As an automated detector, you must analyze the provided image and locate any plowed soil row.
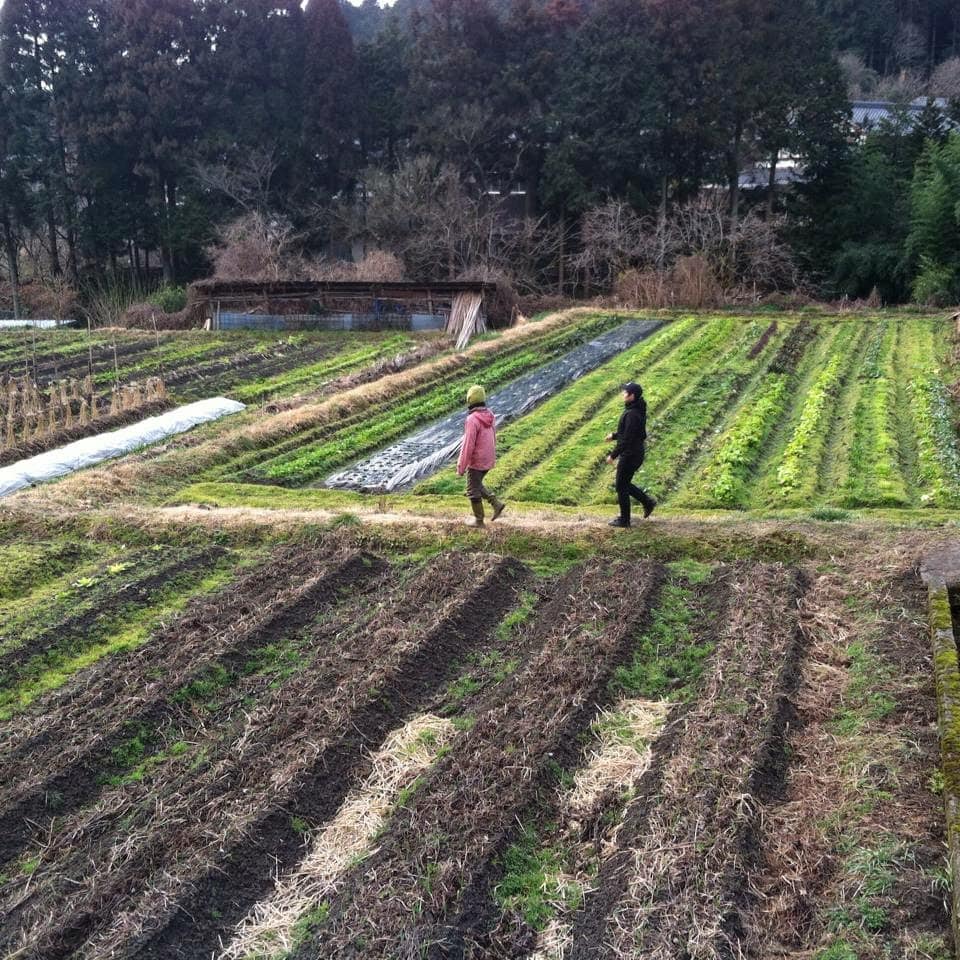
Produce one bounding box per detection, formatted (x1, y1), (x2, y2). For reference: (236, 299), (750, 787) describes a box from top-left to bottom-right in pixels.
(0, 549), (381, 870)
(0, 553), (525, 959)
(133, 556), (527, 960)
(2, 337), (163, 382)
(159, 340), (346, 401)
(568, 564), (807, 960)
(298, 559), (664, 959)
(462, 566), (735, 958)
(0, 544), (333, 762)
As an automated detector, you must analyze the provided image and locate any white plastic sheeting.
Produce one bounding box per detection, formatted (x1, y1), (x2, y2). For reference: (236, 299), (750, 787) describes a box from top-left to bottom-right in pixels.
(0, 397), (245, 498)
(0, 319), (60, 329)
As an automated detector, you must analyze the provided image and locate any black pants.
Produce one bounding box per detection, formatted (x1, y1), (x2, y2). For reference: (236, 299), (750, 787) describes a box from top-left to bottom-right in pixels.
(616, 451), (653, 523)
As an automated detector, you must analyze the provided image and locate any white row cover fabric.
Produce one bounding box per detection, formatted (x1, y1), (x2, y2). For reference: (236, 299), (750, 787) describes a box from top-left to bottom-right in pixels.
(0, 318), (61, 329)
(0, 397), (245, 498)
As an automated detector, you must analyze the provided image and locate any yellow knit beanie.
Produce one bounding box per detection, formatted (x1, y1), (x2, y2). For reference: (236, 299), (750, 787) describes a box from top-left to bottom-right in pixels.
(466, 384), (486, 406)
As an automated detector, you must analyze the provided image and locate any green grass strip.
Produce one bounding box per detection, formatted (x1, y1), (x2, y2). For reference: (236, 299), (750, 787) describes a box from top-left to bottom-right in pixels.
(0, 560), (239, 720)
(611, 560), (713, 700)
(0, 541), (92, 602)
(0, 548), (227, 689)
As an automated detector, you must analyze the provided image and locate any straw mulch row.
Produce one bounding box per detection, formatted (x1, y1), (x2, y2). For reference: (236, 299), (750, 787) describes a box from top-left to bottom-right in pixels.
(0, 551), (384, 863)
(297, 559), (664, 959)
(0, 553), (524, 960)
(567, 563), (807, 960)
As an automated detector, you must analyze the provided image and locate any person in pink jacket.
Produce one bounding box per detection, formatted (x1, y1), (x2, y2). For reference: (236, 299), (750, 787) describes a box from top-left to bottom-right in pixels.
(457, 384), (506, 527)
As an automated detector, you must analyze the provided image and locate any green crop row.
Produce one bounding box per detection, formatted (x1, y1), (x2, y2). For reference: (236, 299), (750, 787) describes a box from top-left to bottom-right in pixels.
(504, 317), (741, 505)
(838, 322), (910, 508)
(415, 315), (704, 497)
(220, 314), (621, 486)
(587, 317), (783, 504)
(901, 320), (960, 507)
(769, 322), (864, 505)
(681, 374), (791, 509)
(228, 335), (411, 404)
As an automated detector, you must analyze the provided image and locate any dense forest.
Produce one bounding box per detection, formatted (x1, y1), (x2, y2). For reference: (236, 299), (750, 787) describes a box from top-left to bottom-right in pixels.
(1, 0), (959, 320)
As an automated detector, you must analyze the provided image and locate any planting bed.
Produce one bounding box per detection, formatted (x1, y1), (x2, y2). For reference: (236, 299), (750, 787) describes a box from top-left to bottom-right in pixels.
(0, 521), (949, 960)
(326, 319), (661, 492)
(411, 314), (960, 513)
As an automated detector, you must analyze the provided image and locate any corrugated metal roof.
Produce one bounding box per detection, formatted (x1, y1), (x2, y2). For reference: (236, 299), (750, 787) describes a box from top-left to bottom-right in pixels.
(851, 97), (951, 130)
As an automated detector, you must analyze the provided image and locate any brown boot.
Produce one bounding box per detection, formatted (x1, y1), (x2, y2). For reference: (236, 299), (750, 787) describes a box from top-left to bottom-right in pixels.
(490, 497), (506, 521)
(465, 499), (485, 527)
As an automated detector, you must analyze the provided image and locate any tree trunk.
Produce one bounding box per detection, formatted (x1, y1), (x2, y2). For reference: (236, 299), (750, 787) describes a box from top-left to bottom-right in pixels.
(66, 227), (80, 289)
(766, 150), (778, 218)
(46, 195), (63, 277)
(727, 120), (743, 282)
(3, 213), (22, 320)
(558, 215), (565, 296)
(160, 177), (176, 285)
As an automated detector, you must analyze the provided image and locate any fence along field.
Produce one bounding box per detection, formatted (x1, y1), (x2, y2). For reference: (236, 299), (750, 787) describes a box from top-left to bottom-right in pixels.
(415, 314), (960, 513)
(0, 532), (946, 958)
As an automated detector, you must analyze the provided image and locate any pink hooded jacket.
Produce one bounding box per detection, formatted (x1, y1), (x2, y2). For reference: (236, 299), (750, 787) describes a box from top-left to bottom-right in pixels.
(457, 407), (497, 474)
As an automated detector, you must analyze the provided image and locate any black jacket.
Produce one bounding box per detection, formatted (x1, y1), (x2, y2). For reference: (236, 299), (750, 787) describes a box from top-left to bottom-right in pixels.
(610, 397), (647, 460)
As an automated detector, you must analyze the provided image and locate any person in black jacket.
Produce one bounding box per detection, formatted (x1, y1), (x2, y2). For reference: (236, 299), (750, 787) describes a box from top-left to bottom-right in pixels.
(605, 381), (656, 527)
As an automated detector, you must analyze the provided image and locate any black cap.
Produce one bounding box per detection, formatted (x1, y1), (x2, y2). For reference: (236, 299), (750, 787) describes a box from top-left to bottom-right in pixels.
(620, 381), (642, 397)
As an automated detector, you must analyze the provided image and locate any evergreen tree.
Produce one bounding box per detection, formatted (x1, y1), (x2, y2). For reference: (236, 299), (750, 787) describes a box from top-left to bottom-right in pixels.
(408, 0), (511, 187)
(542, 0), (661, 213)
(300, 0), (359, 205)
(98, 0), (209, 282)
(908, 132), (960, 303)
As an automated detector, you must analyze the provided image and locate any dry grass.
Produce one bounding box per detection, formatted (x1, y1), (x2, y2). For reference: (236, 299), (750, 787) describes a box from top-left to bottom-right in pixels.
(527, 698), (670, 960)
(567, 698), (670, 820)
(220, 714), (454, 959)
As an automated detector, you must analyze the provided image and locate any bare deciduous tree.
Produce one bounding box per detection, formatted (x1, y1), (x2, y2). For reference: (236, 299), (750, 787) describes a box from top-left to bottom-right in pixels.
(194, 149), (279, 214)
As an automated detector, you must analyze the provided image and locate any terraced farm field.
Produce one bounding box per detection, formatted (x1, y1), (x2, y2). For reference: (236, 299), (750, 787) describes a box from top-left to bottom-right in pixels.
(0, 528), (948, 960)
(0, 308), (956, 959)
(416, 314), (960, 513)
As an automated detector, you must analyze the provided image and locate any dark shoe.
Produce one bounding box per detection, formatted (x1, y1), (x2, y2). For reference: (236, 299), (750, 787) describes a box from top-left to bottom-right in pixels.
(490, 498), (506, 521)
(642, 498), (657, 519)
(608, 517), (631, 528)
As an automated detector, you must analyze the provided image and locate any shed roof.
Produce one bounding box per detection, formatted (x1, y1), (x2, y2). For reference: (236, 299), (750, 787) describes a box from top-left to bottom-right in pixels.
(189, 279), (494, 304)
